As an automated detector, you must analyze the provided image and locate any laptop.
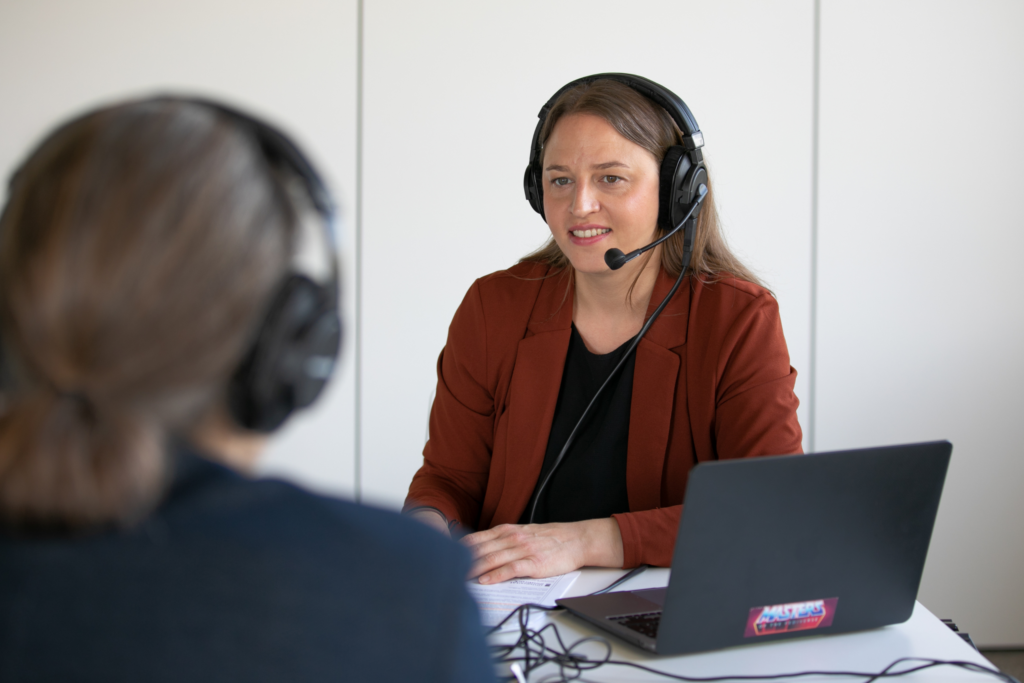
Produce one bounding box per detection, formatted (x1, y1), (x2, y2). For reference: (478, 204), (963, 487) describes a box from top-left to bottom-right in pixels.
(557, 441), (952, 655)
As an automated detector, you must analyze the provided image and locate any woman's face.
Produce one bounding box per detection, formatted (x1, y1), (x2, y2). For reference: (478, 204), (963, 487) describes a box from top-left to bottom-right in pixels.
(541, 113), (661, 275)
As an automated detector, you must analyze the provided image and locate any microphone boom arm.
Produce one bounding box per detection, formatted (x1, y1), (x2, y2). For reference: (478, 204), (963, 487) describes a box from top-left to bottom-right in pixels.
(604, 183), (708, 271)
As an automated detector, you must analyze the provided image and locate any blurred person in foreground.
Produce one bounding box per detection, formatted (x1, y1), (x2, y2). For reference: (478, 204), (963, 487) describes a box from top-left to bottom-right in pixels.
(0, 97), (493, 683)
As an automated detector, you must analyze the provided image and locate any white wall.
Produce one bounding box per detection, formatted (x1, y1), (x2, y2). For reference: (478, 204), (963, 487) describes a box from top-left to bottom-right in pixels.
(0, 0), (359, 497)
(817, 0), (1024, 647)
(2, 0), (1022, 647)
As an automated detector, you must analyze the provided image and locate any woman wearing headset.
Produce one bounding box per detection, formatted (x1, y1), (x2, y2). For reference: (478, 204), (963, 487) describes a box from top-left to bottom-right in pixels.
(405, 75), (802, 584)
(0, 98), (492, 682)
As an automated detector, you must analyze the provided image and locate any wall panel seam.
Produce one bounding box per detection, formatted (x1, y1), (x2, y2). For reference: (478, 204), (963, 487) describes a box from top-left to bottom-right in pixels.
(354, 0), (364, 502)
(809, 0), (821, 453)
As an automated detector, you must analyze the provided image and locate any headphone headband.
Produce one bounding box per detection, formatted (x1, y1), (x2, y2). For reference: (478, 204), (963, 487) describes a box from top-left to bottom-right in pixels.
(181, 96), (344, 432)
(540, 74), (701, 144)
(185, 98), (336, 219)
(527, 73), (704, 169)
(189, 99), (343, 433)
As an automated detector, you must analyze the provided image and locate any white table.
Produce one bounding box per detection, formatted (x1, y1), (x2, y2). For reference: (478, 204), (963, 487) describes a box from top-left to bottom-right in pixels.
(490, 568), (1002, 682)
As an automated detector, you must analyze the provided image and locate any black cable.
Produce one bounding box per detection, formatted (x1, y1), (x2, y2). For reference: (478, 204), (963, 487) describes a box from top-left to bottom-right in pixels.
(486, 603), (561, 636)
(588, 565), (648, 595)
(489, 606), (1017, 683)
(527, 202), (702, 524)
(490, 605), (613, 682)
(487, 566), (650, 653)
(596, 657), (1018, 683)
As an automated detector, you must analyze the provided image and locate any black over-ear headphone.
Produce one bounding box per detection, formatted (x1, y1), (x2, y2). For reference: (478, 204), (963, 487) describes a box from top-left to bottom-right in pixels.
(196, 100), (343, 433)
(522, 73), (708, 234)
(0, 98), (343, 434)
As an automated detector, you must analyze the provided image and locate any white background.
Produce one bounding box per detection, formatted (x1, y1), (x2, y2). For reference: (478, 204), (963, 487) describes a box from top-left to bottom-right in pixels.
(1, 0), (1021, 647)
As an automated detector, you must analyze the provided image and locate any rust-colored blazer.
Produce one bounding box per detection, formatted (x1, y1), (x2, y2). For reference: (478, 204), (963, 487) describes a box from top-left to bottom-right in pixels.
(405, 261), (802, 567)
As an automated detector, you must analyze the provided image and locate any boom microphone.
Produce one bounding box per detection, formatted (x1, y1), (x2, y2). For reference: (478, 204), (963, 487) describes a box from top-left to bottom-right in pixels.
(604, 183), (708, 271)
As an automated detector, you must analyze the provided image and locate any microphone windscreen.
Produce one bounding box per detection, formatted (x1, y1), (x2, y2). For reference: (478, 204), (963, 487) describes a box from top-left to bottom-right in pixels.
(604, 248), (626, 270)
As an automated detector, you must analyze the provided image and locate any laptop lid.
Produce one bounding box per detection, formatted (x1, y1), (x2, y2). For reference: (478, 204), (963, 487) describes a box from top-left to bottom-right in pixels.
(559, 441), (952, 655)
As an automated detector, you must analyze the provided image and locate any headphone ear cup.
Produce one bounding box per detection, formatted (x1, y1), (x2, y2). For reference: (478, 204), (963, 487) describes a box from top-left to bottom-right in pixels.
(659, 146), (708, 231)
(228, 275), (341, 432)
(685, 164), (708, 211)
(658, 146), (690, 231)
(523, 164), (545, 218)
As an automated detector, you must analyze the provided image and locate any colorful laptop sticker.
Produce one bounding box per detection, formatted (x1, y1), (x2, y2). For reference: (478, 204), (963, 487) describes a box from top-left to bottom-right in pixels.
(744, 598), (838, 638)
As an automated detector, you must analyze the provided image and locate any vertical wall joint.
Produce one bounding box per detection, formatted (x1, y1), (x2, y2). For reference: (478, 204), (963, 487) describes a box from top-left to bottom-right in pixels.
(809, 0), (821, 452)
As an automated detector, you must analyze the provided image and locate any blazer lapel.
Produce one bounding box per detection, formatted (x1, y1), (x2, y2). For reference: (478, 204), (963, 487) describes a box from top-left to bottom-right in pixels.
(642, 267), (691, 350)
(627, 339), (680, 511)
(493, 329), (571, 524)
(492, 269), (574, 525)
(626, 268), (690, 510)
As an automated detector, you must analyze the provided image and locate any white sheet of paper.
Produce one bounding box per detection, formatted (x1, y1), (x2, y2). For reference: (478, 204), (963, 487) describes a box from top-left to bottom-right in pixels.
(467, 571), (581, 631)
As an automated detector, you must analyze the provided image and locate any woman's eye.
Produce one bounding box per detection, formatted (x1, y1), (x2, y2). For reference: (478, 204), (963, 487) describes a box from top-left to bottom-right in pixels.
(601, 175), (622, 184)
(551, 177), (571, 187)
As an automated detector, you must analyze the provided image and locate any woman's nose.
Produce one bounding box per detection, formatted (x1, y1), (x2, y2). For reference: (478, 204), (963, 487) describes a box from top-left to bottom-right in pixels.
(571, 180), (599, 217)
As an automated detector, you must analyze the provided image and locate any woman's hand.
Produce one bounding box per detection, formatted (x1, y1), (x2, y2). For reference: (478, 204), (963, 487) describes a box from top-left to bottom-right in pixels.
(462, 518), (624, 584)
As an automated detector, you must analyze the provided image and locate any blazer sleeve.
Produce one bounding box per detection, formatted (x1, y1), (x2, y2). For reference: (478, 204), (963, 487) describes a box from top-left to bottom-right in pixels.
(613, 287), (802, 568)
(404, 281), (495, 529)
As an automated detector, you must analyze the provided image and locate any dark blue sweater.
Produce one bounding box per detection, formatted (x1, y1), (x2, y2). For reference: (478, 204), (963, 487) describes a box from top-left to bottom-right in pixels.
(0, 446), (494, 683)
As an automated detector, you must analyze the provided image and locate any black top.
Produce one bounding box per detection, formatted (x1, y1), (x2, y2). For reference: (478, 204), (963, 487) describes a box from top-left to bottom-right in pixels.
(521, 324), (636, 524)
(0, 444), (494, 683)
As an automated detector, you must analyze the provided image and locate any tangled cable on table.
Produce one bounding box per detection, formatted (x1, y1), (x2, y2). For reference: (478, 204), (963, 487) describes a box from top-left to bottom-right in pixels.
(487, 603), (1020, 683)
(488, 603), (609, 682)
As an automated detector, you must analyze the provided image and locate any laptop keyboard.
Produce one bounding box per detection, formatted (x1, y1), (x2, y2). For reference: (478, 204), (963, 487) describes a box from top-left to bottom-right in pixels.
(608, 611), (662, 639)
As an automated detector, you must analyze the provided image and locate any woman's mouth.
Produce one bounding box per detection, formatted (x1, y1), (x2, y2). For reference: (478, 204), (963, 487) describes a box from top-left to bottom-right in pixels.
(568, 226), (612, 246)
(570, 227), (610, 238)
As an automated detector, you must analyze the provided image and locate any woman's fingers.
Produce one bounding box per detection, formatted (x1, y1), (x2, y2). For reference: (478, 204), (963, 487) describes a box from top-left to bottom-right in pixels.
(464, 527), (531, 580)
(461, 523), (512, 549)
(477, 558), (532, 585)
(463, 522), (585, 583)
(461, 519), (626, 583)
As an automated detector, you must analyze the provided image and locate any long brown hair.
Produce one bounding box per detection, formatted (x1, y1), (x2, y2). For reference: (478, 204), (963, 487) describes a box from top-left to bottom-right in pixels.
(521, 79), (765, 289)
(0, 99), (295, 530)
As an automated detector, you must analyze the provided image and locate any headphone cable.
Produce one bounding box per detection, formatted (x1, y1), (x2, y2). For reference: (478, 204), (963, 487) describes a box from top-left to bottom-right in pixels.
(527, 205), (700, 524)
